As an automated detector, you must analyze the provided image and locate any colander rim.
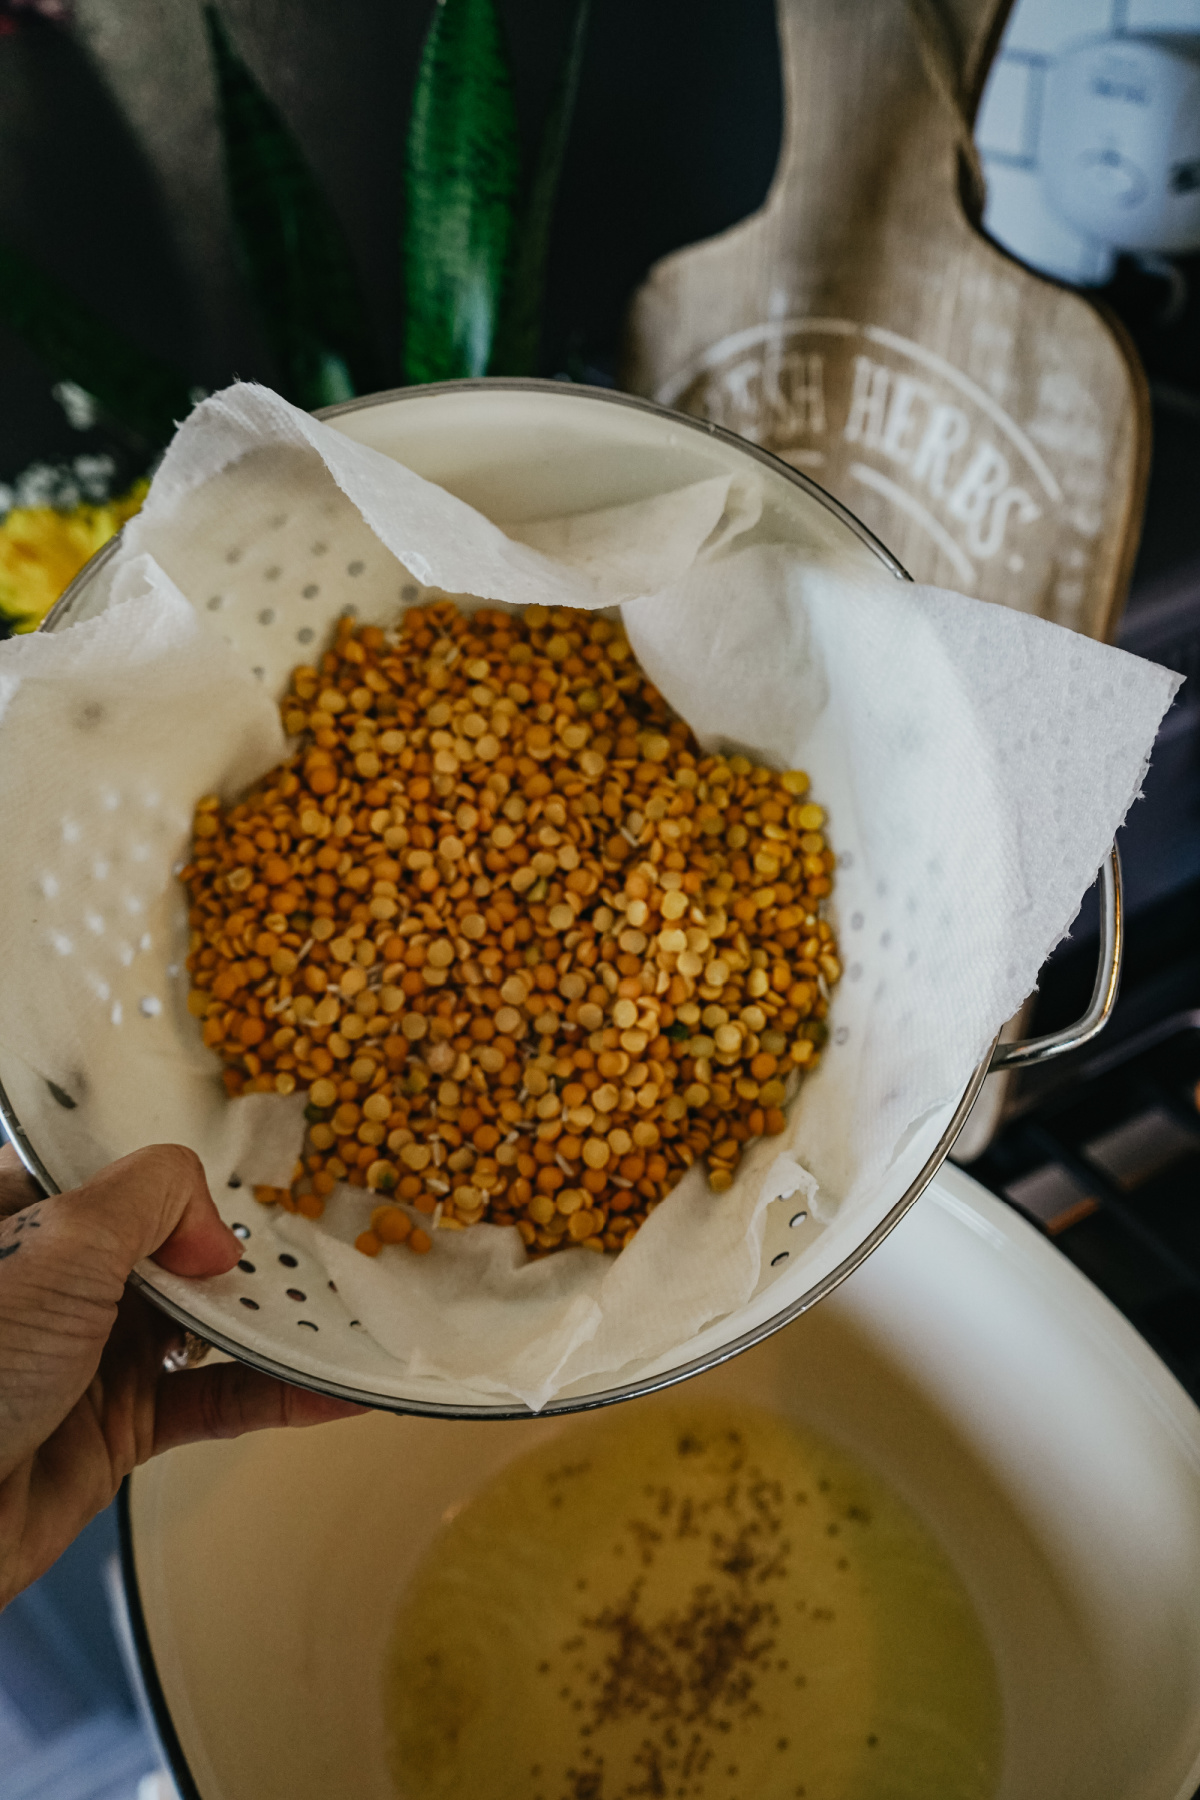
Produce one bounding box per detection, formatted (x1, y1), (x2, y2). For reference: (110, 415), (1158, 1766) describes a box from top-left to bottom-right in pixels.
(0, 375), (994, 1420)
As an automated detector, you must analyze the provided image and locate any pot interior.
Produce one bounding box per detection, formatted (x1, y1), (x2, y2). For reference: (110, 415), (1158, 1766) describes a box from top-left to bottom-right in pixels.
(125, 1166), (1200, 1800)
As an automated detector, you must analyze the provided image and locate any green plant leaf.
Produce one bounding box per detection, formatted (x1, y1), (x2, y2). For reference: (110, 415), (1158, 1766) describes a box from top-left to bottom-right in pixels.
(490, 0), (589, 377)
(205, 5), (377, 410)
(0, 240), (193, 448)
(403, 0), (521, 383)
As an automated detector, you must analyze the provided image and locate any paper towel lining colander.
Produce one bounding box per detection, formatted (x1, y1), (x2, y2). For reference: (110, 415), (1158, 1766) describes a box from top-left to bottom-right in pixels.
(0, 381), (1124, 1419)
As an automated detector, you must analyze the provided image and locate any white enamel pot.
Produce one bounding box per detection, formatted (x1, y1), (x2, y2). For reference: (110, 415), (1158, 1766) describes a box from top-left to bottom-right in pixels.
(119, 1165), (1200, 1800)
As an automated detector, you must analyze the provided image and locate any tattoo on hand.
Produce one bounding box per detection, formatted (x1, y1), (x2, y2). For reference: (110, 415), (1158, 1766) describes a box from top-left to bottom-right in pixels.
(0, 1206), (42, 1260)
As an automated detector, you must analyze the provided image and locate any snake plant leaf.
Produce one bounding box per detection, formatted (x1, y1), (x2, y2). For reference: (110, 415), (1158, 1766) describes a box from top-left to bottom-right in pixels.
(0, 240), (193, 449)
(403, 0), (521, 383)
(205, 6), (377, 410)
(490, 0), (590, 377)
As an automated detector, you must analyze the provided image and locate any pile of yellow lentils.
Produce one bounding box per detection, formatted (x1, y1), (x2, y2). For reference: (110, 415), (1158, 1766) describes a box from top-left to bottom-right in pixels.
(181, 602), (840, 1259)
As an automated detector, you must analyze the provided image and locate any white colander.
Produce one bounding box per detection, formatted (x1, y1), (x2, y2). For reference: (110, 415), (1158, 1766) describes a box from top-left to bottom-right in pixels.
(0, 382), (1121, 1418)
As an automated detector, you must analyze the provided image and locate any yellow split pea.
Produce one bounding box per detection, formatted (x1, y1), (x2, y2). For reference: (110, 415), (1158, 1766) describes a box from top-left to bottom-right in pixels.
(182, 602), (840, 1259)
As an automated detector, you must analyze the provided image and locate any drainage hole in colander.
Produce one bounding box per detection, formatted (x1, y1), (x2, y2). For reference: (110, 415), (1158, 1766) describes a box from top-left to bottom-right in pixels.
(239, 1296), (259, 1310)
(227, 1174), (242, 1188)
(771, 1251), (789, 1267)
(296, 628), (314, 645)
(302, 583), (318, 598)
(789, 1210), (808, 1228)
(278, 1253), (298, 1267)
(298, 1320), (318, 1331)
(258, 608), (275, 625)
(206, 595), (223, 611)
(402, 583), (419, 601)
(231, 1223), (249, 1238)
(347, 560), (364, 576)
(311, 541), (327, 556)
(237, 1260), (255, 1274)
(328, 1280), (337, 1292)
(350, 1319), (364, 1330)
(286, 1288), (306, 1302)
(264, 565), (281, 581)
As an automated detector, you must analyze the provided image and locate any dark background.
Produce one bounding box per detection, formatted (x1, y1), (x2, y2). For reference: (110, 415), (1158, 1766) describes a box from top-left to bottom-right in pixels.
(4, 1), (1200, 593)
(0, 0), (784, 476)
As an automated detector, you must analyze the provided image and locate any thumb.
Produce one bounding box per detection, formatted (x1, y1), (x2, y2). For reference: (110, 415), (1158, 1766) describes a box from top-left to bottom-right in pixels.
(55, 1145), (241, 1281)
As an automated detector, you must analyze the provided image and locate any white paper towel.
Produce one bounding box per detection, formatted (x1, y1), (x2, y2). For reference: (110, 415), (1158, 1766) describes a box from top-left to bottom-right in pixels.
(0, 382), (1179, 1408)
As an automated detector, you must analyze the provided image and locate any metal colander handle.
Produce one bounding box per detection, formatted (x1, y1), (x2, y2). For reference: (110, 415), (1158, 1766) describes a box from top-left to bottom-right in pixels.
(989, 846), (1123, 1072)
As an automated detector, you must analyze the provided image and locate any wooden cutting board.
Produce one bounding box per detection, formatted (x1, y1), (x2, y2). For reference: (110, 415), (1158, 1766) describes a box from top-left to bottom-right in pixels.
(624, 0), (1150, 640)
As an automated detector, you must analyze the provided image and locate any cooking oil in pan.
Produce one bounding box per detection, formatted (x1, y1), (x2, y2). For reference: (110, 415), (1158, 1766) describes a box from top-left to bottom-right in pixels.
(385, 1400), (1001, 1800)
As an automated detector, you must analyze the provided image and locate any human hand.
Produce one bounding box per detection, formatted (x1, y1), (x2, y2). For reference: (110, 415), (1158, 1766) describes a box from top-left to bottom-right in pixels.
(0, 1141), (365, 1609)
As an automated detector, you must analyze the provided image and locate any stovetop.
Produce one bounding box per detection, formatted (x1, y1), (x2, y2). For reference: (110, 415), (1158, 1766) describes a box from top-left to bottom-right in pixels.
(966, 1010), (1200, 1401)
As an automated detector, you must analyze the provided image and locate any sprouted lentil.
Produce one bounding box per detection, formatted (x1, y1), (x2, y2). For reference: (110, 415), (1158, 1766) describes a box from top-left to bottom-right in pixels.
(181, 602), (841, 1258)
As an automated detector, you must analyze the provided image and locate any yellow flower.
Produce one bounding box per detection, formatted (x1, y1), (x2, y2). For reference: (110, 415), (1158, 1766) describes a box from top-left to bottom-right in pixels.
(0, 479), (148, 634)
